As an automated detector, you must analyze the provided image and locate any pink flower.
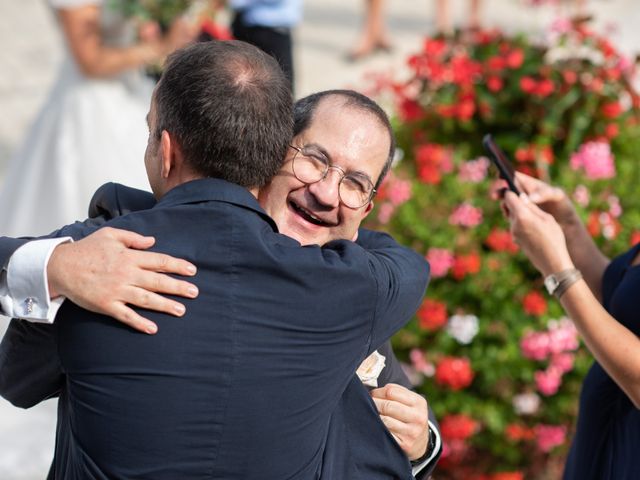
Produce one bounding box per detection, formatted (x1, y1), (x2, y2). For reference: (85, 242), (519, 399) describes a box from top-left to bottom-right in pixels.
(534, 424), (567, 452)
(535, 367), (562, 396)
(377, 203), (395, 224)
(426, 248), (455, 278)
(449, 202), (483, 227)
(570, 141), (616, 180)
(521, 331), (551, 361)
(386, 176), (413, 206)
(547, 318), (579, 353)
(410, 348), (435, 377)
(608, 195), (622, 218)
(458, 157), (490, 183)
(550, 353), (575, 374)
(572, 185), (590, 207)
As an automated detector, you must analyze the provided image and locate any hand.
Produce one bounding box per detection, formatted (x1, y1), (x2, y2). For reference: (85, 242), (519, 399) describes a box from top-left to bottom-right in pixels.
(48, 227), (199, 334)
(503, 191), (574, 277)
(162, 17), (200, 55)
(514, 172), (578, 227)
(371, 383), (430, 461)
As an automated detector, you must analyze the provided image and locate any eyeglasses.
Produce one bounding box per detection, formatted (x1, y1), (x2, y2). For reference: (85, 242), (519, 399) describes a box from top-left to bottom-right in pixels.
(289, 145), (376, 209)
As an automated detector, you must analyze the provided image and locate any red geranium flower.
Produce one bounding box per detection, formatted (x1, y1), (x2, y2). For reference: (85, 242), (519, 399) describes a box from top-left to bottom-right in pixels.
(505, 423), (535, 442)
(417, 299), (448, 330)
(506, 48), (524, 69)
(435, 357), (475, 390)
(487, 76), (504, 93)
(519, 76), (536, 94)
(630, 231), (640, 246)
(486, 228), (519, 253)
(440, 413), (479, 440)
(601, 101), (623, 119)
(451, 252), (482, 280)
(523, 291), (547, 316)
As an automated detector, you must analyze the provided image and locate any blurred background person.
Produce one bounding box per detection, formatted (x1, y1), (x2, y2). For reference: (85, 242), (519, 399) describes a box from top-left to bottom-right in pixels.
(435, 0), (482, 35)
(0, 0), (197, 237)
(347, 0), (392, 61)
(229, 0), (303, 89)
(504, 172), (640, 480)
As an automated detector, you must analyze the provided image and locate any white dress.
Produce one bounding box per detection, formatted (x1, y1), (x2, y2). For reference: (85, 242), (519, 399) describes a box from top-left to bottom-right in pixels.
(0, 0), (154, 237)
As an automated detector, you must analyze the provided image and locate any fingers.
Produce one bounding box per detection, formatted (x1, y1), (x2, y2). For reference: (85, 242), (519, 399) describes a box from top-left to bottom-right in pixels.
(371, 395), (425, 424)
(135, 251), (197, 277)
(109, 303), (159, 335)
(371, 383), (421, 406)
(127, 286), (188, 317)
(103, 227), (156, 250)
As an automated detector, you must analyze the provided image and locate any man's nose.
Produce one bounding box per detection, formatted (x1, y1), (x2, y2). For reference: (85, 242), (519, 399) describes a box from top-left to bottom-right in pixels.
(307, 167), (342, 208)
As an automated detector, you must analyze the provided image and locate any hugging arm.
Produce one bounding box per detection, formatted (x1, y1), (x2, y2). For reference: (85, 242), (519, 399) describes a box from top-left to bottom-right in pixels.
(0, 319), (62, 408)
(355, 229), (430, 354)
(0, 184), (198, 333)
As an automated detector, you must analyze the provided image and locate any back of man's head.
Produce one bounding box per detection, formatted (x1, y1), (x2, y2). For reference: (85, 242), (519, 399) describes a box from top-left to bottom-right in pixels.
(154, 41), (293, 188)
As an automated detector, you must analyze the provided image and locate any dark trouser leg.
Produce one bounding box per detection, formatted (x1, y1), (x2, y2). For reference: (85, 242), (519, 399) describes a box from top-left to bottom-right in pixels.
(232, 13), (294, 92)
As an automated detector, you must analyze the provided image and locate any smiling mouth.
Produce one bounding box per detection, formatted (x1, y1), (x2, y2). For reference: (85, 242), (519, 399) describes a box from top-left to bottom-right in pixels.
(289, 201), (334, 227)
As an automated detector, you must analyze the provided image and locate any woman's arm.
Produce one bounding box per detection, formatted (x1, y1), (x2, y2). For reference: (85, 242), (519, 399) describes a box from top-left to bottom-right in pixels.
(504, 191), (640, 408)
(515, 172), (610, 301)
(57, 5), (196, 78)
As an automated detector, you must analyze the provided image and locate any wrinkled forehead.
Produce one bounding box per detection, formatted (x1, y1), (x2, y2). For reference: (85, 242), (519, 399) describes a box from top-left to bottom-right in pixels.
(295, 101), (390, 176)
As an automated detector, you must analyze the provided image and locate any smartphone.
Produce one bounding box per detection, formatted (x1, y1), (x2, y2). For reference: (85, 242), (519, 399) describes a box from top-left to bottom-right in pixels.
(482, 134), (520, 195)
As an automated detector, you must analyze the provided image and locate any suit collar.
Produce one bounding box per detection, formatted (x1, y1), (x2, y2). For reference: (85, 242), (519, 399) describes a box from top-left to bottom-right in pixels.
(156, 178), (278, 231)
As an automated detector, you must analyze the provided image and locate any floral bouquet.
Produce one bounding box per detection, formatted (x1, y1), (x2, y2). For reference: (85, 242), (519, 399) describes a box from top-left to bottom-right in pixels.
(108, 0), (196, 27)
(365, 18), (640, 479)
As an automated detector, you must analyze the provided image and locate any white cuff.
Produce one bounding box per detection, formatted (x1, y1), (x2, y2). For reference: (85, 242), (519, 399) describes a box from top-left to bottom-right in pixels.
(0, 237), (72, 323)
(411, 420), (441, 477)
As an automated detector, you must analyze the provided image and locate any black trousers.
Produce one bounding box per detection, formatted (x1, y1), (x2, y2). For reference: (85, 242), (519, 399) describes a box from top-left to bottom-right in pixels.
(231, 11), (294, 91)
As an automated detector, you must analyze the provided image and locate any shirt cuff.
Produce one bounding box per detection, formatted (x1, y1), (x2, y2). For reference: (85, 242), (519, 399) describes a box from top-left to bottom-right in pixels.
(0, 237), (72, 322)
(411, 420), (442, 477)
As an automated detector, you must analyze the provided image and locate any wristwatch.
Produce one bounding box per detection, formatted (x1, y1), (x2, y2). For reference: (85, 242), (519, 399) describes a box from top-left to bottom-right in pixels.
(410, 427), (436, 467)
(544, 268), (582, 299)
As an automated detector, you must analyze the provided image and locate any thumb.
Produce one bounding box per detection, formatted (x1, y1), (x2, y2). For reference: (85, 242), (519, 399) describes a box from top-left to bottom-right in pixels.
(503, 191), (528, 219)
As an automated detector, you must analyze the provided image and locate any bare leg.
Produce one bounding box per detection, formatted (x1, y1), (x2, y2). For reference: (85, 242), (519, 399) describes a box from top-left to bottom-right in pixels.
(435, 0), (451, 35)
(348, 0), (392, 60)
(468, 0), (481, 30)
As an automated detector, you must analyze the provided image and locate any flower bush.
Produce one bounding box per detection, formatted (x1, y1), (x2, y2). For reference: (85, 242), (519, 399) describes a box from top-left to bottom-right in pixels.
(365, 19), (640, 478)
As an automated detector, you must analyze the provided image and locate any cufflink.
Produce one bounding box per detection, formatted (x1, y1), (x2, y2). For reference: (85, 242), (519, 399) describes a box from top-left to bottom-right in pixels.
(24, 297), (35, 315)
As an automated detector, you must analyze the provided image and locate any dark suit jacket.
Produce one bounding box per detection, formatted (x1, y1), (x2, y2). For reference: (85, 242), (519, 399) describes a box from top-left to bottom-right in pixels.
(88, 182), (442, 479)
(0, 179), (429, 479)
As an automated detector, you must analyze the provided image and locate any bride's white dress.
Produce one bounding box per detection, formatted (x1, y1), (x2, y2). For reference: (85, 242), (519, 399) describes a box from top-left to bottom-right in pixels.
(0, 0), (153, 237)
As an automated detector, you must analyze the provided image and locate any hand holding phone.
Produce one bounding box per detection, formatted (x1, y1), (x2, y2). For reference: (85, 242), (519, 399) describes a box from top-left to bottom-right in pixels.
(482, 134), (520, 195)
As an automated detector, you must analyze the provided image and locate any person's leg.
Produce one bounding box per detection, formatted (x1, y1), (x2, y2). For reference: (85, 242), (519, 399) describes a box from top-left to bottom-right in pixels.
(435, 0), (451, 35)
(347, 0), (391, 61)
(231, 12), (294, 90)
(468, 0), (481, 30)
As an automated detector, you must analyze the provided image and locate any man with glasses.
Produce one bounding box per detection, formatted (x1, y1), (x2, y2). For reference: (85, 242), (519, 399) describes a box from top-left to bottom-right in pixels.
(1, 90), (440, 478)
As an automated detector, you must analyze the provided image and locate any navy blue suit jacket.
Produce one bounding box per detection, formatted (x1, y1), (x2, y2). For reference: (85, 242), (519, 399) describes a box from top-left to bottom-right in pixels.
(0, 179), (429, 479)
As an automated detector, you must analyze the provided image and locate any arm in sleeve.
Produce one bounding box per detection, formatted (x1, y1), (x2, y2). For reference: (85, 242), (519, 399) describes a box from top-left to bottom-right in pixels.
(0, 238), (72, 321)
(0, 182), (148, 320)
(356, 229), (430, 354)
(0, 318), (63, 408)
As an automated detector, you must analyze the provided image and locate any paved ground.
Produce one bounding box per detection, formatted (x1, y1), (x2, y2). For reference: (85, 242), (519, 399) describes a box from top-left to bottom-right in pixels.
(0, 0), (638, 478)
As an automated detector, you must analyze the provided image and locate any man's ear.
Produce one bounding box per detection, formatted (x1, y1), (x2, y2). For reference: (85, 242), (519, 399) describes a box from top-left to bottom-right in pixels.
(362, 200), (375, 217)
(160, 130), (177, 178)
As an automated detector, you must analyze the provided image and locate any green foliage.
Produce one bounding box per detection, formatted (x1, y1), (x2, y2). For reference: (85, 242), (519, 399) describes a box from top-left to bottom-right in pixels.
(367, 22), (640, 479)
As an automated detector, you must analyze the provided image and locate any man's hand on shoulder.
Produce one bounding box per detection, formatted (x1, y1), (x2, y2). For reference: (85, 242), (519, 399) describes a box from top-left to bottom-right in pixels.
(370, 383), (430, 461)
(48, 227), (199, 334)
